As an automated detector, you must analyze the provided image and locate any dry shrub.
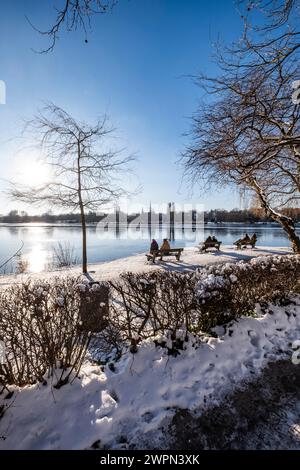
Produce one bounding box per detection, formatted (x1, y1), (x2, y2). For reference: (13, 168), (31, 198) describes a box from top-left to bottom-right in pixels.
(15, 253), (29, 274)
(108, 255), (300, 350)
(108, 271), (198, 352)
(195, 254), (300, 330)
(0, 277), (108, 388)
(78, 281), (109, 332)
(51, 242), (78, 268)
(1, 254), (300, 389)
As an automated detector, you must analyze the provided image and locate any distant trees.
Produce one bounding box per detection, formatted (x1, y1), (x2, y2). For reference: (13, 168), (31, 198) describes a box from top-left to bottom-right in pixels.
(182, 0), (300, 252)
(8, 210), (19, 220)
(10, 103), (134, 273)
(0, 211), (108, 224)
(0, 210), (28, 223)
(4, 207), (300, 224)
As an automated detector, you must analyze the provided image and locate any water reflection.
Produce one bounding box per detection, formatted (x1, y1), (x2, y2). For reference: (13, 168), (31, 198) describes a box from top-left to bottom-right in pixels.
(25, 244), (49, 273)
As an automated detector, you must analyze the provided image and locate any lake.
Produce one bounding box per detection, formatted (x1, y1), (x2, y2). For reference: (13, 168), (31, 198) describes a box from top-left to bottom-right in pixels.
(0, 222), (296, 274)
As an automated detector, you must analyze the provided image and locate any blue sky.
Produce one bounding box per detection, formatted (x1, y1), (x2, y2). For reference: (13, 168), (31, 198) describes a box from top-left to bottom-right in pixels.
(0, 0), (244, 214)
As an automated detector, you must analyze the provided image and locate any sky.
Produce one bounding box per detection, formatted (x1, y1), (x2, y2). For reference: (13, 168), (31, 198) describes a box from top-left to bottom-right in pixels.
(0, 0), (245, 215)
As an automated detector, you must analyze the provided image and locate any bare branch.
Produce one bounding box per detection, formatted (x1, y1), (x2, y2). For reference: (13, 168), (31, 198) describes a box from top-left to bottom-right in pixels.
(28, 0), (118, 53)
(0, 241), (24, 271)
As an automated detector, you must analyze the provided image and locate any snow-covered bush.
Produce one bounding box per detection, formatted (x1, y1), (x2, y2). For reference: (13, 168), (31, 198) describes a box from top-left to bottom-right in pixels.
(76, 280), (109, 333)
(109, 271), (197, 352)
(194, 254), (300, 330)
(1, 254), (300, 387)
(0, 277), (108, 388)
(108, 255), (300, 351)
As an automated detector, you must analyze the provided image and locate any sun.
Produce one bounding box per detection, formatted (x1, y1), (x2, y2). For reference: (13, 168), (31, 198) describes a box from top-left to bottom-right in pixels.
(15, 158), (51, 187)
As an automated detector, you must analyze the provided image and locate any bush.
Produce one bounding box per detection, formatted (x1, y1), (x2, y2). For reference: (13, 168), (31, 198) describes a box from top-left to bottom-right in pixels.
(1, 254), (300, 389)
(108, 254), (300, 350)
(195, 254), (300, 330)
(0, 277), (108, 388)
(108, 271), (198, 352)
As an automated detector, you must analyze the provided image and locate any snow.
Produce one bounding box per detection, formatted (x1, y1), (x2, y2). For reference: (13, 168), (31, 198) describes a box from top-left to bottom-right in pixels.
(76, 283), (88, 292)
(0, 245), (292, 286)
(1, 296), (300, 450)
(1, 244), (299, 449)
(196, 273), (229, 301)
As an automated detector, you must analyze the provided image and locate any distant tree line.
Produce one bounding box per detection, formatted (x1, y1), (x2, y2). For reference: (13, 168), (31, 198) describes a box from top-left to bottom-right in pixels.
(205, 208), (300, 223)
(0, 210), (106, 224)
(2, 207), (300, 224)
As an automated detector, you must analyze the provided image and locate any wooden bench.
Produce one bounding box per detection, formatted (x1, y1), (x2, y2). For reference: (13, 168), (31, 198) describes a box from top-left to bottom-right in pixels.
(146, 248), (184, 263)
(234, 235), (257, 250)
(199, 240), (222, 253)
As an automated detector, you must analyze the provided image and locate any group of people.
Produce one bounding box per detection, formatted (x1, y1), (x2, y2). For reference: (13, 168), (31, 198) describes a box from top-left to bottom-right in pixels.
(150, 238), (170, 253)
(234, 233), (257, 245)
(204, 233), (257, 246)
(150, 232), (257, 254)
(204, 235), (219, 243)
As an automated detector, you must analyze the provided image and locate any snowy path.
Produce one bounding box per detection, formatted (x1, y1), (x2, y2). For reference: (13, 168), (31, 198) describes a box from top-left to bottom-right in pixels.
(171, 359), (300, 450)
(0, 245), (292, 286)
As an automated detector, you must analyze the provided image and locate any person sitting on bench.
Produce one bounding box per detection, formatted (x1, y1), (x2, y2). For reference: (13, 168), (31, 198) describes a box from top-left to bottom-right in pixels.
(234, 233), (257, 249)
(251, 233), (257, 246)
(234, 233), (250, 246)
(200, 235), (222, 252)
(160, 238), (171, 252)
(150, 239), (159, 253)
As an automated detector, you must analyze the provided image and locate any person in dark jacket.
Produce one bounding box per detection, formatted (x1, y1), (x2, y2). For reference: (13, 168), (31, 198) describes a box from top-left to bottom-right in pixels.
(150, 239), (159, 253)
(160, 238), (171, 252)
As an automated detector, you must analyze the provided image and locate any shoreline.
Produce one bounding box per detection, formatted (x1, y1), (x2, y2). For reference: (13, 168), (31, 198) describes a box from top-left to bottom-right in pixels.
(0, 245), (292, 286)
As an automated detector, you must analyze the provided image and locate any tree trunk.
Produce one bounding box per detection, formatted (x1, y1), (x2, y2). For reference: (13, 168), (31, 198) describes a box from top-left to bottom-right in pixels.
(279, 216), (300, 253)
(80, 206), (88, 273)
(251, 179), (300, 253)
(77, 142), (88, 273)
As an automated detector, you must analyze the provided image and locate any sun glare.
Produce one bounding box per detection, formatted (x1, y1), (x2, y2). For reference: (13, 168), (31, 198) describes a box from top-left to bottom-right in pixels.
(15, 159), (50, 187)
(25, 243), (48, 273)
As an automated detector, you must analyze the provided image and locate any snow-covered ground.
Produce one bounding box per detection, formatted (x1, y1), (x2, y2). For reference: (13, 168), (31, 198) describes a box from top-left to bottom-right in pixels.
(0, 245), (292, 286)
(1, 297), (299, 450)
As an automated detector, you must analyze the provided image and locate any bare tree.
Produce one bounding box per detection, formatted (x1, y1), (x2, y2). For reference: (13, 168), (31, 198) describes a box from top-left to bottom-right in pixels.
(183, 58), (300, 251)
(10, 104), (135, 273)
(229, 1), (300, 75)
(243, 0), (296, 28)
(182, 0), (300, 252)
(28, 0), (118, 53)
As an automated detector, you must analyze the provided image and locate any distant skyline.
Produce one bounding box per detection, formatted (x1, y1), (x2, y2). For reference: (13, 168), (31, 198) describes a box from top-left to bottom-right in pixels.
(0, 0), (245, 214)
